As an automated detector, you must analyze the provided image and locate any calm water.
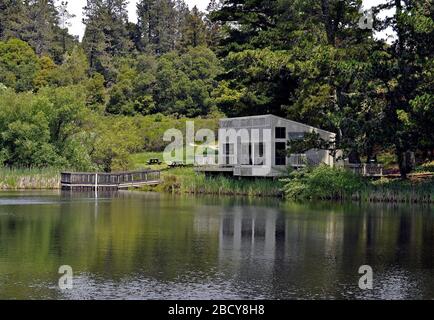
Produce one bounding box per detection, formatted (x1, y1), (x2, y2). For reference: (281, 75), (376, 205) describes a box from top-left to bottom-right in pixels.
(0, 191), (433, 300)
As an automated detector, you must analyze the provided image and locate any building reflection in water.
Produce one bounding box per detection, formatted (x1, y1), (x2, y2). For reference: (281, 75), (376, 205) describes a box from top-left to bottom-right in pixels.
(203, 202), (434, 299)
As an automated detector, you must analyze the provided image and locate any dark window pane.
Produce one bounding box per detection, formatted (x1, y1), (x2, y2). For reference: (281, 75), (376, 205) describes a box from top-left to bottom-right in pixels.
(275, 142), (287, 165)
(224, 143), (234, 155)
(275, 127), (286, 139)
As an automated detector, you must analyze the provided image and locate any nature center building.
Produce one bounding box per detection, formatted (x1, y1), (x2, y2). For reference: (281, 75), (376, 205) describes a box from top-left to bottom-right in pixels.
(196, 114), (341, 178)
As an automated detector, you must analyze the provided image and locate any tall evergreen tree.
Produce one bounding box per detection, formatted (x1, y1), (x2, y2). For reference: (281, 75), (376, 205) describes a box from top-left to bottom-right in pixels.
(205, 0), (223, 50)
(136, 0), (177, 55)
(180, 5), (207, 48)
(371, 0), (434, 177)
(0, 0), (30, 40)
(82, 0), (132, 81)
(57, 1), (76, 54)
(24, 0), (59, 56)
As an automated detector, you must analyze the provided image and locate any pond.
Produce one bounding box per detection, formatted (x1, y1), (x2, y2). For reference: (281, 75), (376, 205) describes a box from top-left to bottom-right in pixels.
(0, 191), (433, 300)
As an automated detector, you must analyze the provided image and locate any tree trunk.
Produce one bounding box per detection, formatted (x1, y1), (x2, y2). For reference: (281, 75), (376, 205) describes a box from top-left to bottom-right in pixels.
(321, 0), (335, 46)
(397, 149), (415, 179)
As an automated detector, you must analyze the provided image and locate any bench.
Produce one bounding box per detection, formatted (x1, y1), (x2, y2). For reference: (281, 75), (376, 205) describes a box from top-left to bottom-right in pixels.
(169, 161), (186, 168)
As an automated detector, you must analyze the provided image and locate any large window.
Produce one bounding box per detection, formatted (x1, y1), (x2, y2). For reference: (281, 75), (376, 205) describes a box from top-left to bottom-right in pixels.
(275, 127), (286, 139)
(240, 143), (252, 165)
(257, 142), (264, 157)
(224, 143), (233, 155)
(275, 142), (287, 166)
(254, 142), (265, 165)
(288, 132), (305, 141)
(223, 143), (234, 165)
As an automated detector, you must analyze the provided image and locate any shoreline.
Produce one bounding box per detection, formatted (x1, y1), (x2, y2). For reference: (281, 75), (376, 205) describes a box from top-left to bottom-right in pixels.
(0, 167), (433, 204)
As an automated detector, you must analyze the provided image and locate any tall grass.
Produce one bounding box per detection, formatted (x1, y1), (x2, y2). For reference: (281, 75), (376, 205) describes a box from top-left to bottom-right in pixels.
(0, 167), (60, 190)
(135, 152), (434, 203)
(141, 167), (284, 197)
(362, 178), (434, 204)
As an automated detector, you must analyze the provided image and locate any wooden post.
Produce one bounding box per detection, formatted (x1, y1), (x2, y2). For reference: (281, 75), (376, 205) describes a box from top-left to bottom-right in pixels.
(95, 173), (98, 198)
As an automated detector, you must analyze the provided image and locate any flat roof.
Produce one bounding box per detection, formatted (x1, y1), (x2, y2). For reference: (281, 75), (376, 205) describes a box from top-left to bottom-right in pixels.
(220, 114), (336, 136)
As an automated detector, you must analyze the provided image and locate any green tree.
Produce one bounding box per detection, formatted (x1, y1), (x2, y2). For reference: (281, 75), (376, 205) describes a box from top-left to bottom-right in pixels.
(82, 0), (132, 80)
(180, 6), (207, 48)
(155, 46), (222, 117)
(57, 1), (76, 55)
(136, 0), (177, 55)
(0, 0), (30, 41)
(0, 38), (40, 92)
(371, 0), (434, 177)
(48, 46), (90, 87)
(24, 0), (59, 56)
(85, 73), (107, 109)
(106, 54), (157, 115)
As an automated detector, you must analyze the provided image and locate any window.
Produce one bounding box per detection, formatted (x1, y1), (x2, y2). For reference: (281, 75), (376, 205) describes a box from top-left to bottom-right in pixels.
(275, 142), (287, 166)
(257, 142), (264, 157)
(275, 127), (286, 139)
(254, 142), (265, 165)
(240, 143), (252, 165)
(288, 132), (305, 141)
(223, 143), (234, 155)
(223, 143), (234, 165)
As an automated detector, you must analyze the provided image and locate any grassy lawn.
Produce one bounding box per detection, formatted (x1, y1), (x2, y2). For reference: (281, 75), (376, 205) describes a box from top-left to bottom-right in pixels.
(131, 152), (169, 171)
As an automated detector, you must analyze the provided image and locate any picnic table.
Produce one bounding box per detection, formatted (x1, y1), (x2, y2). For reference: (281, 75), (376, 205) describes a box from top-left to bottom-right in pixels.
(147, 158), (162, 165)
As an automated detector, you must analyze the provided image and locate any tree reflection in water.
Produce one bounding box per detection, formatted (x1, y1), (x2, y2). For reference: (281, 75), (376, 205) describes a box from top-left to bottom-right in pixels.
(0, 191), (433, 300)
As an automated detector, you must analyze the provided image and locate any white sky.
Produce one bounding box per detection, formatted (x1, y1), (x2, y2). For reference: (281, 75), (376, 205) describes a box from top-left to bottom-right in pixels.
(65, 0), (392, 40)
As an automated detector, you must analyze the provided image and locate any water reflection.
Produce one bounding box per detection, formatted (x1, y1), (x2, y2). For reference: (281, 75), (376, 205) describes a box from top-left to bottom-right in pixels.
(0, 191), (433, 300)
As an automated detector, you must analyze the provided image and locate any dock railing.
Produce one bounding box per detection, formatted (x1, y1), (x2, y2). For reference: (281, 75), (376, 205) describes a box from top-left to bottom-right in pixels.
(344, 164), (384, 177)
(61, 170), (161, 191)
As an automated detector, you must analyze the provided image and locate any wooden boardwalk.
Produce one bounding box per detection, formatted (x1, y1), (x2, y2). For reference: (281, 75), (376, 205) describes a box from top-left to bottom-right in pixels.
(61, 170), (161, 191)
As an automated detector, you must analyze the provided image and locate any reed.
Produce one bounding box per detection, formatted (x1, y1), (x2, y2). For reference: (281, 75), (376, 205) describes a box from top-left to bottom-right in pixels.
(361, 178), (434, 204)
(141, 167), (284, 198)
(0, 167), (60, 190)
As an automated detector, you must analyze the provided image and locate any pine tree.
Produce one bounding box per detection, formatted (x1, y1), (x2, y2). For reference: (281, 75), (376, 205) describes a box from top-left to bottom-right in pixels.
(25, 0), (59, 56)
(136, 0), (177, 55)
(57, 1), (76, 54)
(205, 0), (223, 50)
(82, 0), (132, 80)
(180, 6), (207, 48)
(371, 0), (434, 178)
(0, 0), (31, 41)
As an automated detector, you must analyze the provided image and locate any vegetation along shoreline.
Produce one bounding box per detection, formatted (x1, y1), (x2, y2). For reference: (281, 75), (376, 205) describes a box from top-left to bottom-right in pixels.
(2, 164), (432, 204)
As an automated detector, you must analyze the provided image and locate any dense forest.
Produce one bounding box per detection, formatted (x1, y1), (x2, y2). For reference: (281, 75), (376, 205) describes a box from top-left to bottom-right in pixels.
(0, 0), (433, 177)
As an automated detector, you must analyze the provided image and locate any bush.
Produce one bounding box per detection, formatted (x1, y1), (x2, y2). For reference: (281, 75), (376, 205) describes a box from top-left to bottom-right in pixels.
(417, 161), (434, 173)
(282, 165), (366, 200)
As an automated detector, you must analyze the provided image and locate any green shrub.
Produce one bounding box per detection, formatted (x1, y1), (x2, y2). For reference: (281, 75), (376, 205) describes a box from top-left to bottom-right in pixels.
(417, 161), (434, 173)
(282, 165), (366, 200)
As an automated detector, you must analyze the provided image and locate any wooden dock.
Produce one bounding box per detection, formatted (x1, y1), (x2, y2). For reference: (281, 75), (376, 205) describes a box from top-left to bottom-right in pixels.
(61, 170), (161, 191)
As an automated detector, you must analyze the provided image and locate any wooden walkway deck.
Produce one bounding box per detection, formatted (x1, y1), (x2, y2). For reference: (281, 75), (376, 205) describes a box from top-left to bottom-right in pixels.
(61, 170), (161, 191)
